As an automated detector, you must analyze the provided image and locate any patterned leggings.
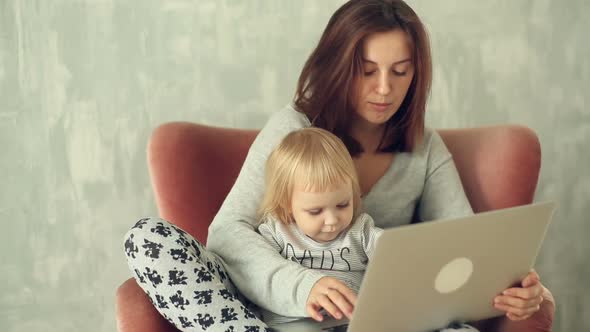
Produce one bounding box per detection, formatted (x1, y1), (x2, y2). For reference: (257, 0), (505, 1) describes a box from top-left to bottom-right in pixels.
(123, 217), (479, 332)
(123, 217), (270, 332)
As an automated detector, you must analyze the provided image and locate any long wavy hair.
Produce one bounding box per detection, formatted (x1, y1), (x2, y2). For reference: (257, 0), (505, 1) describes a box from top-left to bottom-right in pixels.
(293, 0), (432, 156)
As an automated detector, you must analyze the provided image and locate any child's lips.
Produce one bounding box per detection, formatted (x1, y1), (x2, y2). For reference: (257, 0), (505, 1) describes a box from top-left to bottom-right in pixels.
(322, 226), (338, 233)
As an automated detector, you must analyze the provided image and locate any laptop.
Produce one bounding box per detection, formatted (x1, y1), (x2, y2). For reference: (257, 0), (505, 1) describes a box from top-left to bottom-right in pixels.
(270, 201), (556, 332)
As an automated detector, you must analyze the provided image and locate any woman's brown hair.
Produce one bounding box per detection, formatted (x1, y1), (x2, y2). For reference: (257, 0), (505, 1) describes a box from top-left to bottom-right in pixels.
(293, 0), (432, 156)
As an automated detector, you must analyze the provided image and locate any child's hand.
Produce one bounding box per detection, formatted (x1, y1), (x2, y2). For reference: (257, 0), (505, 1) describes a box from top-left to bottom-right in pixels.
(494, 270), (545, 321)
(306, 276), (357, 322)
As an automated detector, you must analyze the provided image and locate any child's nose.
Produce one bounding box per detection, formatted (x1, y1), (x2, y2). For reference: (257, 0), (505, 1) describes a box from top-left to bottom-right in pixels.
(324, 212), (338, 225)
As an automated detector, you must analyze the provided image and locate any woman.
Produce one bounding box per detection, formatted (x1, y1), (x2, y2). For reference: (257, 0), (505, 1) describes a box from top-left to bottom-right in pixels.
(124, 1), (553, 331)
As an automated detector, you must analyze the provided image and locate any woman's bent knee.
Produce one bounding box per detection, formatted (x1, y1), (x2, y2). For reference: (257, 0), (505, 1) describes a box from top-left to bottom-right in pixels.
(124, 217), (208, 266)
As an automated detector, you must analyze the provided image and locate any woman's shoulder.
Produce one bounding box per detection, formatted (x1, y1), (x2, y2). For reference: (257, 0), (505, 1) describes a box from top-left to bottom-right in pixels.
(408, 127), (447, 157)
(419, 127), (442, 150)
(400, 127), (450, 170)
(251, 104), (312, 156)
(264, 104), (311, 130)
(420, 127), (453, 167)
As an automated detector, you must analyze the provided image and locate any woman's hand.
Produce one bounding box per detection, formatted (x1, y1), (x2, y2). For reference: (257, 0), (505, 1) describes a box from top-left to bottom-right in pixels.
(306, 276), (357, 322)
(494, 270), (545, 321)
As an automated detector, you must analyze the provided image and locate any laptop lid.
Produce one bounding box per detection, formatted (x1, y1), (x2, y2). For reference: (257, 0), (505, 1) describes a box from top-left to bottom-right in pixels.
(347, 201), (556, 332)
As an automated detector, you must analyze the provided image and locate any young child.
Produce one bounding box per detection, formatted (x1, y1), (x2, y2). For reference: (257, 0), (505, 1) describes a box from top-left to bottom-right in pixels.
(257, 127), (383, 326)
(257, 128), (477, 331)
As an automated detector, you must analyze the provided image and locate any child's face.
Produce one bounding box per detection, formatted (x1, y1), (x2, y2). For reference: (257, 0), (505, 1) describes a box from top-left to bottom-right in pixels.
(290, 180), (354, 242)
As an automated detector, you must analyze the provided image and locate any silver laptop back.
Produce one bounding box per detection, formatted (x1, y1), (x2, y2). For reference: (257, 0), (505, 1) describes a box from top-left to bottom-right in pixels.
(347, 202), (555, 332)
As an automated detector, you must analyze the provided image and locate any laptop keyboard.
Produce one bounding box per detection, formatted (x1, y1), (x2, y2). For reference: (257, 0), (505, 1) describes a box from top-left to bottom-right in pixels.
(321, 323), (349, 331)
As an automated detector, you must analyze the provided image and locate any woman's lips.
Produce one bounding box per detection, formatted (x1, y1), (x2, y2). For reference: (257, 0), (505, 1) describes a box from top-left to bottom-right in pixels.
(368, 102), (392, 112)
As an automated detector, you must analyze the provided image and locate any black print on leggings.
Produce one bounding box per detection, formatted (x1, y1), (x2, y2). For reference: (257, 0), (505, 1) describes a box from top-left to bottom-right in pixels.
(124, 234), (138, 258)
(193, 289), (213, 305)
(194, 313), (215, 330)
(245, 326), (261, 332)
(170, 290), (190, 310)
(175, 235), (191, 248)
(144, 267), (163, 287)
(194, 266), (213, 283)
(155, 294), (169, 309)
(218, 289), (235, 302)
(133, 268), (146, 284)
(151, 222), (172, 237)
(169, 247), (193, 264)
(170, 224), (188, 236)
(190, 239), (202, 257)
(215, 262), (228, 281)
(224, 327), (235, 332)
(206, 261), (215, 273)
(168, 268), (188, 286)
(142, 239), (164, 259)
(240, 304), (256, 319)
(220, 307), (238, 323)
(132, 218), (149, 229)
(191, 240), (203, 258)
(178, 316), (194, 328)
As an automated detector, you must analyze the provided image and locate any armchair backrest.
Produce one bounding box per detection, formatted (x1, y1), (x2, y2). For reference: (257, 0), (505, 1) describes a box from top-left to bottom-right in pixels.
(148, 122), (257, 244)
(148, 123), (541, 244)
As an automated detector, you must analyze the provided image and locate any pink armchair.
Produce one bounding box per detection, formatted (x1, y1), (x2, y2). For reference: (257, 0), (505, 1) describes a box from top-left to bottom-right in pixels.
(116, 123), (555, 332)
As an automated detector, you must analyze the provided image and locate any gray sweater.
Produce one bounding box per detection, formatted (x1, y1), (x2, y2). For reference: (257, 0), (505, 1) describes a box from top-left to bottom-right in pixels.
(207, 105), (473, 317)
(258, 213), (383, 324)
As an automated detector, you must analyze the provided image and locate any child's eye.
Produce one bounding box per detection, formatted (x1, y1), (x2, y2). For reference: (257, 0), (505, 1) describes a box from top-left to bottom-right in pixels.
(308, 209), (322, 216)
(337, 202), (350, 209)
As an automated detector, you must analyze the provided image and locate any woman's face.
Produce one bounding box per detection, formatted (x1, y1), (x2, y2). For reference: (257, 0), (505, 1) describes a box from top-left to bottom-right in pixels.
(351, 29), (415, 130)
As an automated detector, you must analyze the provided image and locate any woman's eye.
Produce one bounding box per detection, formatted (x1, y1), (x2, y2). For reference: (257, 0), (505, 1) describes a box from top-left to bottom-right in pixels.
(337, 202), (350, 209)
(308, 209), (322, 216)
(393, 69), (407, 76)
(364, 69), (406, 77)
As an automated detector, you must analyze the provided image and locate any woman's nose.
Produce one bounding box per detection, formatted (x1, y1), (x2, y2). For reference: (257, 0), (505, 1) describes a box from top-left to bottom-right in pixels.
(376, 73), (392, 96)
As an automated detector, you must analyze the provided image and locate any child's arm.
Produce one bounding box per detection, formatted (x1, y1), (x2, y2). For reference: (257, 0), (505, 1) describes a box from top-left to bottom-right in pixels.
(257, 221), (284, 253)
(259, 220), (357, 322)
(359, 214), (384, 260)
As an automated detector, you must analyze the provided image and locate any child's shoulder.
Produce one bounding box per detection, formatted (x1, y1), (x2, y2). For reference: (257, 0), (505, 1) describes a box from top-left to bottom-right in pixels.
(348, 213), (378, 233)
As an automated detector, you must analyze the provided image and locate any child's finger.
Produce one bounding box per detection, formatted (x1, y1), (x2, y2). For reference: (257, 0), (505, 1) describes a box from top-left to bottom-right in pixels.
(329, 280), (358, 307)
(326, 289), (354, 319)
(306, 302), (324, 322)
(317, 295), (343, 320)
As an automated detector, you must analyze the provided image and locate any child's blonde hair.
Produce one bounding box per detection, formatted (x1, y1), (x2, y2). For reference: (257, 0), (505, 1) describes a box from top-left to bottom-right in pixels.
(259, 127), (362, 224)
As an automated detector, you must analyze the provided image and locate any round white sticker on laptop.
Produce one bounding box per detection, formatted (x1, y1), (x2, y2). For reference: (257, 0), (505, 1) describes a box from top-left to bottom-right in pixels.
(434, 257), (473, 294)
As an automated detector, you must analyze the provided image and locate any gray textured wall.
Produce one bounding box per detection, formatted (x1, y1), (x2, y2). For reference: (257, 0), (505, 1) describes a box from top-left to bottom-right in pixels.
(1, 1), (588, 331)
